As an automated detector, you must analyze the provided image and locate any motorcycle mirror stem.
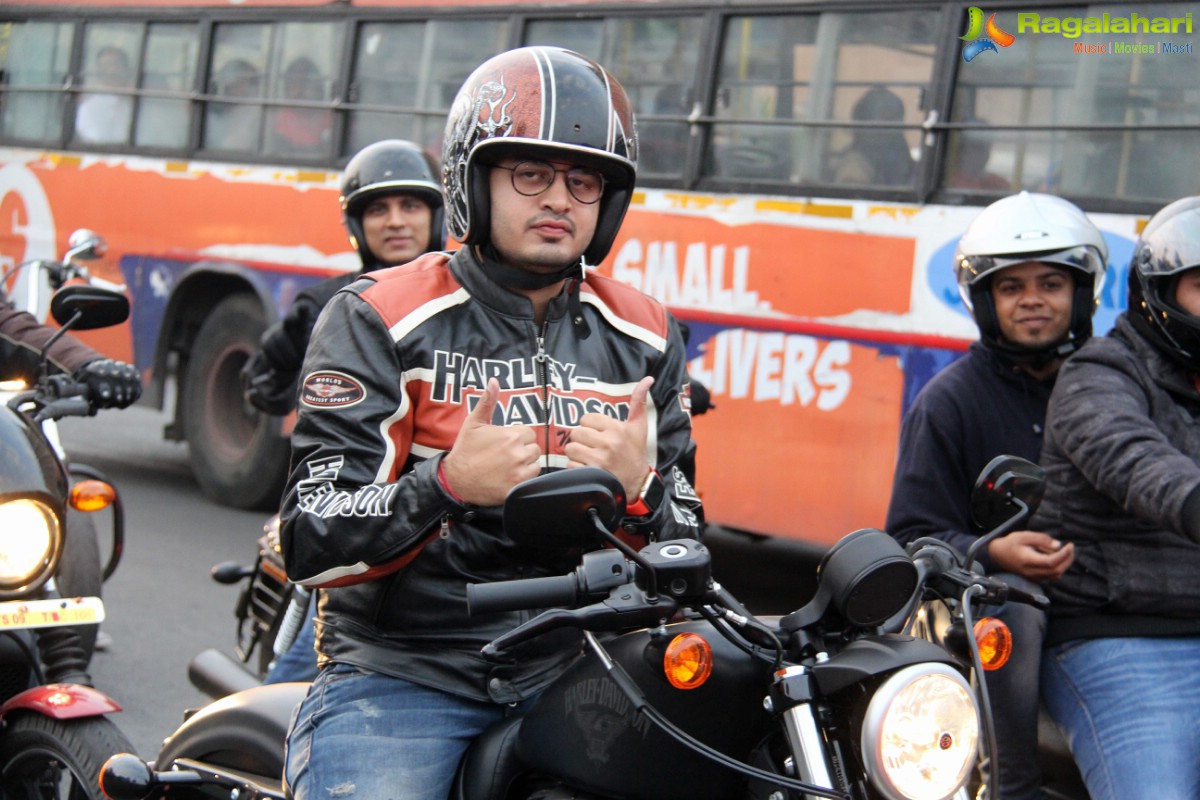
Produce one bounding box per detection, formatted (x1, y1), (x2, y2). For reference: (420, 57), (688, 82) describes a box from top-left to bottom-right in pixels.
(962, 496), (1030, 574)
(588, 508), (659, 602)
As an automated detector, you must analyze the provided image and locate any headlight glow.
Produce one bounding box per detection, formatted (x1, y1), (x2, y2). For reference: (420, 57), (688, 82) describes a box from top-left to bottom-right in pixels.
(0, 498), (62, 594)
(861, 663), (979, 800)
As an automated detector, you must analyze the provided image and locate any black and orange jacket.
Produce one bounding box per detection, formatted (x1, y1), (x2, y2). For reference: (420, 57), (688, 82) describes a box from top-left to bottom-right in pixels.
(279, 246), (701, 703)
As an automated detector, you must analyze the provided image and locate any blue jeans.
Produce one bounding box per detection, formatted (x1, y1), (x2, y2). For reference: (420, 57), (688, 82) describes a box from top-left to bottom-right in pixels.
(982, 573), (1047, 800)
(1041, 636), (1200, 800)
(263, 603), (319, 685)
(284, 663), (530, 800)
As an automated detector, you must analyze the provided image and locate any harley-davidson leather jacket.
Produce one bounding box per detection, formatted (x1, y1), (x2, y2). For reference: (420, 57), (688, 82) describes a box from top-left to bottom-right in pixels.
(280, 246), (702, 703)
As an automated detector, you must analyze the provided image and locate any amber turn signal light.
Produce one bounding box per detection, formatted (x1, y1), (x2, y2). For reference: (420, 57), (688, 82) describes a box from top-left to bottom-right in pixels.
(663, 632), (713, 690)
(69, 479), (116, 512)
(973, 617), (1012, 671)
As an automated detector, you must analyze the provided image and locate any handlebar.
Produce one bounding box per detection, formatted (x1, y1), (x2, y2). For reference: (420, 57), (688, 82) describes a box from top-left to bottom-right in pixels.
(468, 549), (632, 616)
(909, 542), (1049, 610)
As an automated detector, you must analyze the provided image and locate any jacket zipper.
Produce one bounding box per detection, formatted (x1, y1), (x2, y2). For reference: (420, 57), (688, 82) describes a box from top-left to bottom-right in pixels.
(536, 322), (550, 467)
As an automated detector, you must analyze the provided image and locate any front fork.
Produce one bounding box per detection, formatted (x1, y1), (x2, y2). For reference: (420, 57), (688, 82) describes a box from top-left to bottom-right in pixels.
(772, 665), (840, 799)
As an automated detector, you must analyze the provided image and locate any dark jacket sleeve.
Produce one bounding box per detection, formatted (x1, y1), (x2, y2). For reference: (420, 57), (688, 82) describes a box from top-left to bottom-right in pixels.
(627, 312), (703, 541)
(0, 297), (102, 380)
(885, 377), (995, 571)
(278, 289), (463, 588)
(1046, 337), (1200, 538)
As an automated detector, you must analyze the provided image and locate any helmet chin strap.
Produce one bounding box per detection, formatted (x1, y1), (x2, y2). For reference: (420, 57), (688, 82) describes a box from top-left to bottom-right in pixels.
(990, 334), (1078, 370)
(477, 245), (592, 338)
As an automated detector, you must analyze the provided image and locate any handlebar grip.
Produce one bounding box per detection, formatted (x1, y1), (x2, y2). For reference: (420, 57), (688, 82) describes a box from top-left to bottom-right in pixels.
(468, 574), (579, 616)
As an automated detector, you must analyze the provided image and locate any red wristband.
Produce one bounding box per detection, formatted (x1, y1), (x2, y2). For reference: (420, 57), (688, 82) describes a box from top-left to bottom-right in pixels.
(437, 459), (466, 504)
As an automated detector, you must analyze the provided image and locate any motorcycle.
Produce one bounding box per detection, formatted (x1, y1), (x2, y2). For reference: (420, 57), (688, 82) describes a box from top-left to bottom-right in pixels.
(0, 229), (136, 797)
(100, 455), (1054, 800)
(186, 512), (314, 699)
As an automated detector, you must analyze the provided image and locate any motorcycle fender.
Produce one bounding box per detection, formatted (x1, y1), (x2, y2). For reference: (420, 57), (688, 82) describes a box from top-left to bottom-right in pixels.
(812, 633), (962, 696)
(0, 683), (121, 720)
(153, 681), (308, 780)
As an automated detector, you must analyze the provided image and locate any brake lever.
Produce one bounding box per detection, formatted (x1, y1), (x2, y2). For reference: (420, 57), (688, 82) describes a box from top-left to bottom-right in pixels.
(481, 590), (679, 657)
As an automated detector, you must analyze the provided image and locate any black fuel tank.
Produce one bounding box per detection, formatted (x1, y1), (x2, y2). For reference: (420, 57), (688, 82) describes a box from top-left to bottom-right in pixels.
(517, 618), (774, 800)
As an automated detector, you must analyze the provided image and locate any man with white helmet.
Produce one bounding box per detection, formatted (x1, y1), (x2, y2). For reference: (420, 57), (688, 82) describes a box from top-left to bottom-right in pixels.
(886, 192), (1109, 800)
(278, 47), (701, 800)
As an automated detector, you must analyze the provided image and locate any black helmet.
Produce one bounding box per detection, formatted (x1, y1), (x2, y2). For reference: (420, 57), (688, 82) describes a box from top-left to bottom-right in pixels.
(954, 191), (1108, 361)
(339, 139), (445, 270)
(441, 46), (638, 267)
(1128, 195), (1200, 371)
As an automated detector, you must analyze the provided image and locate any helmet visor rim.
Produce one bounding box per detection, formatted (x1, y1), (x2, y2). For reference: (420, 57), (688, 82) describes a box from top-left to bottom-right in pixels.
(959, 245), (1105, 287)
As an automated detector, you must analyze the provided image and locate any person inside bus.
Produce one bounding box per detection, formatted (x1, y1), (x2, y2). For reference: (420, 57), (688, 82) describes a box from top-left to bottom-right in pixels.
(204, 58), (262, 151)
(1034, 195), (1200, 800)
(946, 121), (1010, 192)
(241, 138), (445, 684)
(75, 45), (134, 145)
(277, 46), (701, 800)
(268, 56), (332, 156)
(834, 86), (914, 186)
(1, 286), (142, 407)
(885, 191), (1108, 800)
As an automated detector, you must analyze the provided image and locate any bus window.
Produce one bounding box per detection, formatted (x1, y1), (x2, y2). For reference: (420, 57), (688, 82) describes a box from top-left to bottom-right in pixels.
(525, 15), (704, 180)
(264, 23), (339, 160)
(0, 20), (73, 142)
(346, 19), (505, 158)
(74, 24), (138, 146)
(710, 9), (935, 188)
(950, 2), (1200, 202)
(135, 22), (198, 150)
(204, 24), (267, 153)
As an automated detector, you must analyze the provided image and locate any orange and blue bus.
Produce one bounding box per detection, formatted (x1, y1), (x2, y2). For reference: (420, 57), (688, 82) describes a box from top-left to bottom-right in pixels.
(1, 0), (1196, 547)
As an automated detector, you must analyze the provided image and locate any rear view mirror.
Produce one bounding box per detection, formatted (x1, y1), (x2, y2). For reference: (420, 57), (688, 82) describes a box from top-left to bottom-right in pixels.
(65, 228), (107, 261)
(49, 284), (130, 330)
(503, 467), (627, 549)
(969, 455), (1046, 533)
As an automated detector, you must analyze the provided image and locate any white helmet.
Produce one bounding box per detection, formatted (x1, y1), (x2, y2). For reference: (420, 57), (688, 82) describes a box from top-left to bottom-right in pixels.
(954, 191), (1108, 358)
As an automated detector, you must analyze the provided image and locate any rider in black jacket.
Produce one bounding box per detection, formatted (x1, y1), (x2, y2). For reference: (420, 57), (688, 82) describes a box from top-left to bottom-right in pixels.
(241, 139), (445, 415)
(886, 192), (1107, 800)
(279, 47), (702, 800)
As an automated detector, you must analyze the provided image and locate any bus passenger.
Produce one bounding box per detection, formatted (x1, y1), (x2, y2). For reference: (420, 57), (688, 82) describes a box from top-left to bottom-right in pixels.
(834, 86), (914, 186)
(75, 45), (134, 144)
(886, 192), (1107, 800)
(205, 58), (262, 151)
(278, 46), (702, 800)
(1035, 196), (1200, 800)
(269, 56), (332, 156)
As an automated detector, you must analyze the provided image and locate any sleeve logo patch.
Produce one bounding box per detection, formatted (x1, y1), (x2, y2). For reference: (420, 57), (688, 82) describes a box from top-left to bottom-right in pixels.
(300, 371), (366, 409)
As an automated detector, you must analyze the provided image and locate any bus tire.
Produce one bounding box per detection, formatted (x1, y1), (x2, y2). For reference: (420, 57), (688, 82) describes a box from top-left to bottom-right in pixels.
(183, 294), (289, 510)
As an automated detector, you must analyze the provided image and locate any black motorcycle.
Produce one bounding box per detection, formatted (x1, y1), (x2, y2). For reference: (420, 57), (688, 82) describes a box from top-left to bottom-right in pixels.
(100, 455), (1054, 800)
(185, 512), (314, 700)
(0, 230), (135, 798)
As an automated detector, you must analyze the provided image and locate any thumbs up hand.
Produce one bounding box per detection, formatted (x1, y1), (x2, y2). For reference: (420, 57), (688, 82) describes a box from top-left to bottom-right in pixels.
(441, 378), (541, 506)
(564, 376), (654, 498)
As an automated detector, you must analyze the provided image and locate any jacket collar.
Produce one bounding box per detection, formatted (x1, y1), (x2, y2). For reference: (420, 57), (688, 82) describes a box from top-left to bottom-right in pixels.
(447, 246), (572, 323)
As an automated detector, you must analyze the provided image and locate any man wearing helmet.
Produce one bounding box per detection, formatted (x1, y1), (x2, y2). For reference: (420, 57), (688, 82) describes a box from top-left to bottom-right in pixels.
(241, 138), (445, 416)
(886, 192), (1108, 800)
(278, 47), (701, 800)
(1034, 196), (1200, 800)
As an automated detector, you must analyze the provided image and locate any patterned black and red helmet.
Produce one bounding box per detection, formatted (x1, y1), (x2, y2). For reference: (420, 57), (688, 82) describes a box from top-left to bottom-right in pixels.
(441, 46), (638, 266)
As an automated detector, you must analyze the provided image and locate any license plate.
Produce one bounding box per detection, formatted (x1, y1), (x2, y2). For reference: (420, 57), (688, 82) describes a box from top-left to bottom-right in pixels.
(0, 597), (105, 630)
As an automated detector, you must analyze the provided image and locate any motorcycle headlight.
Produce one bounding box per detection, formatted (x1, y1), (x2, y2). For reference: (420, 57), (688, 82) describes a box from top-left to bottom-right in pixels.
(861, 663), (979, 800)
(0, 498), (63, 596)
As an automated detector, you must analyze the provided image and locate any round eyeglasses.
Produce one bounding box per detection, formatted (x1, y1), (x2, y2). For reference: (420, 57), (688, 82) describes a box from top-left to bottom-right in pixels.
(493, 160), (605, 204)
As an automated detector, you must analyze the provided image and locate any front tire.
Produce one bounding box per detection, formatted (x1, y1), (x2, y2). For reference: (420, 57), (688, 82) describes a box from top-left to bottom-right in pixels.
(56, 509), (103, 663)
(182, 294), (290, 510)
(0, 714), (135, 800)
